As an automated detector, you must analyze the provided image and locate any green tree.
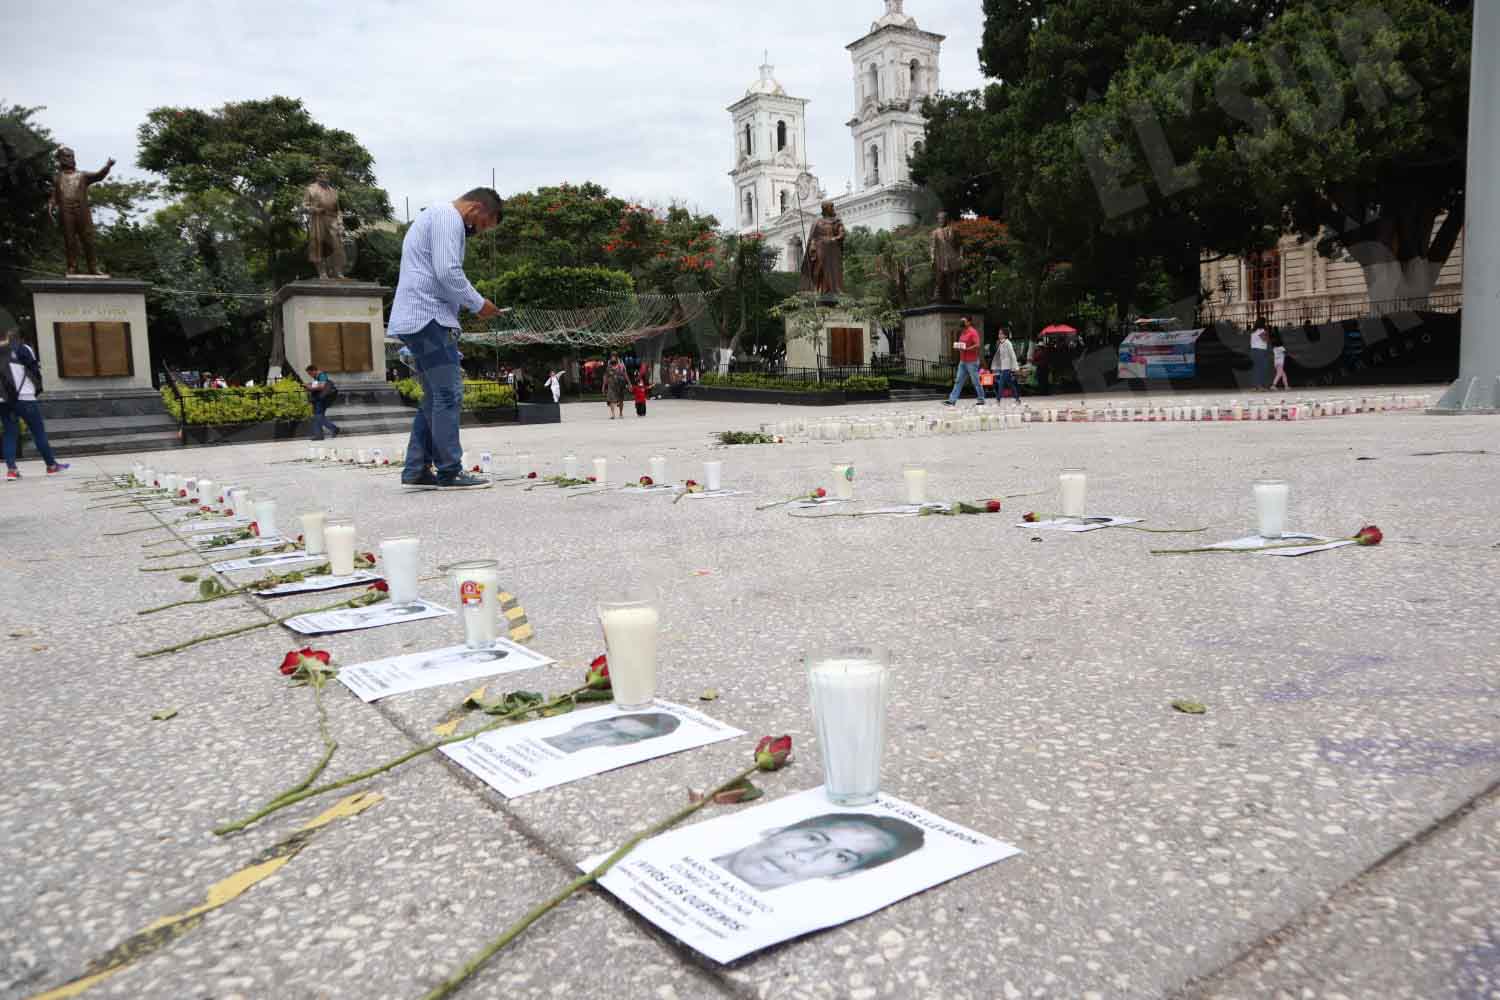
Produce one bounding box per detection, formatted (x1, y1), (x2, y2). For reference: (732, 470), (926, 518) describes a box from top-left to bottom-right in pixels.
(0, 103), (60, 327)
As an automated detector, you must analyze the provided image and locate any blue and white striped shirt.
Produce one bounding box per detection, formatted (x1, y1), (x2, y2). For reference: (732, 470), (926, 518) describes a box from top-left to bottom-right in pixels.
(386, 203), (485, 336)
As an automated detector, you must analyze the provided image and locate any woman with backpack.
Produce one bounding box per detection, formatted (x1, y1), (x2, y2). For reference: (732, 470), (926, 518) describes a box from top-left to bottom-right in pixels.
(1, 329), (67, 480)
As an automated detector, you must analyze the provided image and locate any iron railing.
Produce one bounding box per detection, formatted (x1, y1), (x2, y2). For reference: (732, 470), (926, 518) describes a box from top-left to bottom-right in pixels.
(1197, 292), (1463, 329)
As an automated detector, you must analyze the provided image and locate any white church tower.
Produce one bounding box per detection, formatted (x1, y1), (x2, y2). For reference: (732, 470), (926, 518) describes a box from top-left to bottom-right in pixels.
(726, 58), (811, 233)
(846, 0), (943, 194)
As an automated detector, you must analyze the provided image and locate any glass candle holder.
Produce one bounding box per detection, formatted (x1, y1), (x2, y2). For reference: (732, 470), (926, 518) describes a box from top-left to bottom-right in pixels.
(300, 511), (327, 555)
(831, 460), (854, 500)
(253, 497), (279, 539)
(356, 449), (369, 464)
(592, 457), (608, 485)
(703, 460), (723, 492)
(1253, 479), (1289, 540)
(196, 479), (214, 504)
(479, 452), (493, 475)
(649, 455), (667, 483)
(598, 588), (660, 711)
(1059, 468), (1087, 518)
(324, 515), (357, 577)
(380, 537), (421, 607)
(805, 645), (891, 806)
(451, 559), (500, 648)
(902, 464), (928, 506)
(563, 454), (579, 480)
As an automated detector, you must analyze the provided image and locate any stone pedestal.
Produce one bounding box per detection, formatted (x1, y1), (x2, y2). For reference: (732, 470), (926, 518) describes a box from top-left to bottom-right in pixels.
(785, 310), (874, 369)
(22, 278), (153, 395)
(902, 304), (983, 365)
(274, 281), (390, 386)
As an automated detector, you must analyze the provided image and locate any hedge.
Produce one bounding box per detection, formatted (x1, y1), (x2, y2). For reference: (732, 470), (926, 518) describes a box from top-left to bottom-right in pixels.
(698, 373), (889, 393)
(160, 379), (312, 426)
(395, 378), (517, 411)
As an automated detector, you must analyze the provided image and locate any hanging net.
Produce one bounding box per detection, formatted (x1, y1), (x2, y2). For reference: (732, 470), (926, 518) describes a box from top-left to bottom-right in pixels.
(457, 290), (718, 350)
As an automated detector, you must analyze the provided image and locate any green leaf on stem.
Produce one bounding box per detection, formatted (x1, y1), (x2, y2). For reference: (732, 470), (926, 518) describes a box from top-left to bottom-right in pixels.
(151, 708), (178, 721)
(1171, 699), (1207, 715)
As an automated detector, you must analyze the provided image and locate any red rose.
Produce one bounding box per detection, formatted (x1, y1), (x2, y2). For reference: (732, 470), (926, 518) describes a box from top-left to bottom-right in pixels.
(587, 476), (597, 482)
(360, 552), (376, 564)
(755, 735), (792, 771)
(199, 505), (213, 513)
(684, 479), (698, 487)
(217, 495), (224, 503)
(382, 459), (391, 466)
(368, 580), (389, 592)
(280, 647), (330, 675)
(586, 654), (611, 690)
(178, 489), (187, 498)
(1354, 525), (1383, 546)
(296, 534), (305, 544)
(472, 465), (482, 473)
(986, 499), (1002, 513)
(527, 471), (538, 479)
(640, 475), (654, 486)
(1023, 512), (1040, 523)
(153, 480), (160, 487)
(249, 521), (260, 536)
(812, 487), (827, 499)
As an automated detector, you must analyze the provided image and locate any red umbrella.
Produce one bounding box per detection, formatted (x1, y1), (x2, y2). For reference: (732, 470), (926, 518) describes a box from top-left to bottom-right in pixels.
(1039, 324), (1078, 336)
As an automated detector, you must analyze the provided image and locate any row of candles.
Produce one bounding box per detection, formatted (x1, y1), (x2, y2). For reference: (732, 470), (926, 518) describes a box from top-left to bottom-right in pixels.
(766, 392), (1430, 443)
(306, 446), (730, 492)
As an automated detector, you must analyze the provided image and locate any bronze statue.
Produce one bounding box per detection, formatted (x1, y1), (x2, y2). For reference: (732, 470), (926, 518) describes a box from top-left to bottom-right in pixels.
(302, 168), (347, 279)
(799, 200), (846, 296)
(50, 147), (114, 276)
(931, 211), (963, 304)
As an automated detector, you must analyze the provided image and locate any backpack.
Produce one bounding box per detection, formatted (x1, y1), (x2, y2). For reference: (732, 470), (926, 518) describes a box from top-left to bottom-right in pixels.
(322, 377), (339, 406)
(0, 344), (42, 403)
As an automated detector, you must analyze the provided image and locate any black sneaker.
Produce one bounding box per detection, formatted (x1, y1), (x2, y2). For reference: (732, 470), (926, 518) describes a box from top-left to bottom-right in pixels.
(402, 471), (439, 486)
(942, 400), (956, 407)
(435, 472), (487, 488)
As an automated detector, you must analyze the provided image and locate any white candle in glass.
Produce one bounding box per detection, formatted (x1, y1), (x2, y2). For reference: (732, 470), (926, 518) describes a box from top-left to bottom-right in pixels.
(649, 456), (667, 483)
(163, 474), (179, 495)
(196, 479), (213, 504)
(479, 452), (493, 474)
(306, 445), (318, 461)
(301, 512), (327, 555)
(902, 465), (928, 505)
(703, 460), (723, 492)
(253, 498), (279, 539)
(563, 454), (579, 479)
(1059, 469), (1087, 518)
(452, 560), (500, 648)
(1253, 479), (1289, 540)
(806, 651), (890, 806)
(516, 453), (531, 475)
(461, 451), (472, 471)
(325, 518), (357, 576)
(380, 537), (421, 607)
(831, 461), (854, 500)
(142, 467), (156, 487)
(592, 457), (608, 484)
(371, 448), (385, 464)
(599, 601), (660, 710)
(356, 449), (369, 464)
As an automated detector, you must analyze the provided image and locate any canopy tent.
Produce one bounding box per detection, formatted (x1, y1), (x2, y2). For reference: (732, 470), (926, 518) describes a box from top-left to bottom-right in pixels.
(1039, 324), (1078, 337)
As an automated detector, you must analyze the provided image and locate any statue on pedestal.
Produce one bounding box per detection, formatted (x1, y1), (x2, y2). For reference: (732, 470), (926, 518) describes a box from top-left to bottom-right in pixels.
(799, 201), (846, 297)
(50, 147), (114, 276)
(931, 211), (963, 304)
(302, 168), (347, 280)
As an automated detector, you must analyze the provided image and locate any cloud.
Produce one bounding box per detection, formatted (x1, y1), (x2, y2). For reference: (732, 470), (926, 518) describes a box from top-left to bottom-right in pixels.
(1, 0), (984, 224)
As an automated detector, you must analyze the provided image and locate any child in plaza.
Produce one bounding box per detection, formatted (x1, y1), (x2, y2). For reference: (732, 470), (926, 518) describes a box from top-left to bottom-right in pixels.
(1271, 336), (1289, 390)
(632, 376), (651, 417)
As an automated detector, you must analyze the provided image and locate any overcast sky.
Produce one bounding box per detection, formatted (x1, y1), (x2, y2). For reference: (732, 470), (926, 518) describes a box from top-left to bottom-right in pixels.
(2, 0), (987, 226)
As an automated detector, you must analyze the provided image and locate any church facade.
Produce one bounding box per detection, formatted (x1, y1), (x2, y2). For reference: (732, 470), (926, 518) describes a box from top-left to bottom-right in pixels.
(727, 1), (943, 273)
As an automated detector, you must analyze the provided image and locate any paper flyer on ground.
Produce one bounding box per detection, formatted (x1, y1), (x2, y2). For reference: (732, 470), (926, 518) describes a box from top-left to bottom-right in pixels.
(584, 786), (1020, 963)
(338, 639), (554, 702)
(1206, 533), (1353, 557)
(788, 497), (855, 510)
(212, 551), (326, 573)
(193, 535), (291, 553)
(441, 701), (744, 798)
(255, 570), (380, 597)
(682, 490), (750, 500)
(1016, 515), (1143, 532)
(282, 599), (452, 635)
(177, 518), (252, 533)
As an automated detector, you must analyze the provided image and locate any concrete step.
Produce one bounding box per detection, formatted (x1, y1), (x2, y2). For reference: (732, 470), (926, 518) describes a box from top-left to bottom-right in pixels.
(43, 414), (180, 441)
(48, 429), (183, 457)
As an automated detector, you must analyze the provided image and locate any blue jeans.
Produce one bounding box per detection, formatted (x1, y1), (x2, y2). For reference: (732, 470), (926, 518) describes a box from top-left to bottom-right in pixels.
(399, 320), (463, 480)
(1251, 348), (1272, 388)
(996, 369), (1021, 402)
(309, 398), (339, 439)
(948, 361), (987, 403)
(2, 400), (59, 468)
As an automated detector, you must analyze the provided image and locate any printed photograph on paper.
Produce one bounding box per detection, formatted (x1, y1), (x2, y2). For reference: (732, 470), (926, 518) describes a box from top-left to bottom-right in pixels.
(283, 599), (452, 635)
(338, 639), (554, 702)
(441, 701), (743, 798)
(212, 551), (326, 573)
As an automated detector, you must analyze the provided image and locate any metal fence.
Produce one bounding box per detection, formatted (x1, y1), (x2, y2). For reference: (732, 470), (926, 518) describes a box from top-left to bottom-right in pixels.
(1198, 292), (1463, 329)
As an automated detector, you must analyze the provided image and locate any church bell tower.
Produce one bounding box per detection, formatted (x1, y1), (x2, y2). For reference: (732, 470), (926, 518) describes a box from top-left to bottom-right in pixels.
(726, 58), (811, 234)
(846, 1), (944, 192)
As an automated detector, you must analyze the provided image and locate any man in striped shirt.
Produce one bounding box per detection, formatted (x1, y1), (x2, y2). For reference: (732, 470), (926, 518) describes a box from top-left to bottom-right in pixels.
(388, 188), (503, 488)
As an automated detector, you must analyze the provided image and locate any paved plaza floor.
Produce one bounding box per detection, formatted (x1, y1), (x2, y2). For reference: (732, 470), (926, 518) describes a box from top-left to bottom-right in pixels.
(1, 389), (1496, 1000)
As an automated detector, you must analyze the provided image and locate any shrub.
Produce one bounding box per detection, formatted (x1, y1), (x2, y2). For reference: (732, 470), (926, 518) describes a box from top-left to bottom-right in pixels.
(160, 379), (311, 426)
(698, 373), (888, 393)
(396, 378), (516, 411)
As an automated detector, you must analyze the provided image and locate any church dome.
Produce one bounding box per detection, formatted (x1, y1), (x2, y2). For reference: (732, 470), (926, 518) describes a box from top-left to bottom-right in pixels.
(872, 0), (917, 30)
(746, 61), (785, 97)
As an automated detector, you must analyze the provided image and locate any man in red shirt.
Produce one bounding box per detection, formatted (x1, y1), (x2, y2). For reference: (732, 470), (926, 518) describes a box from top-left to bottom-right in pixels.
(944, 316), (987, 406)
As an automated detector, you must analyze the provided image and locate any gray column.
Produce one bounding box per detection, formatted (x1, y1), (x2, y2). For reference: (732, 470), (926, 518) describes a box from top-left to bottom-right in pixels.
(1435, 2), (1500, 412)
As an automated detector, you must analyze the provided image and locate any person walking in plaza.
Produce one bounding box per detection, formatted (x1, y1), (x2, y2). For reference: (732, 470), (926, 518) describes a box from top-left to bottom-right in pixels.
(386, 187), (504, 487)
(943, 316), (986, 406)
(545, 369), (564, 404)
(604, 355), (630, 419)
(1249, 320), (1272, 390)
(0, 329), (67, 480)
(304, 364), (340, 441)
(1271, 335), (1290, 390)
(990, 327), (1021, 405)
(632, 374), (651, 417)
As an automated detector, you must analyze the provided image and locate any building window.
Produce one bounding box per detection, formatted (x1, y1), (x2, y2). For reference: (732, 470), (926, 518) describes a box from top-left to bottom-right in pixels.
(1248, 250), (1281, 302)
(743, 123), (752, 156)
(868, 144), (881, 185)
(776, 120), (787, 151)
(779, 189), (789, 214)
(867, 64), (879, 103)
(743, 190), (754, 225)
(910, 59), (923, 96)
(911, 139), (924, 160)
(54, 321), (133, 377)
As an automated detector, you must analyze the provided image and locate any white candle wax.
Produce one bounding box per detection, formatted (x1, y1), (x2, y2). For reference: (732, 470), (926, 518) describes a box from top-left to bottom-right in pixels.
(325, 523), (357, 577)
(1253, 480), (1289, 540)
(301, 512), (327, 555)
(461, 451), (472, 471)
(480, 452), (493, 474)
(456, 566), (500, 647)
(306, 445), (318, 461)
(563, 455), (579, 479)
(903, 467), (928, 505)
(649, 456), (667, 483)
(356, 449), (369, 464)
(253, 499), (279, 538)
(380, 537), (421, 606)
(807, 657), (889, 806)
(592, 457), (608, 484)
(1059, 470), (1087, 518)
(163, 474), (179, 495)
(600, 605), (659, 709)
(196, 479), (213, 504)
(516, 453), (531, 474)
(703, 460), (723, 492)
(831, 462), (854, 500)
